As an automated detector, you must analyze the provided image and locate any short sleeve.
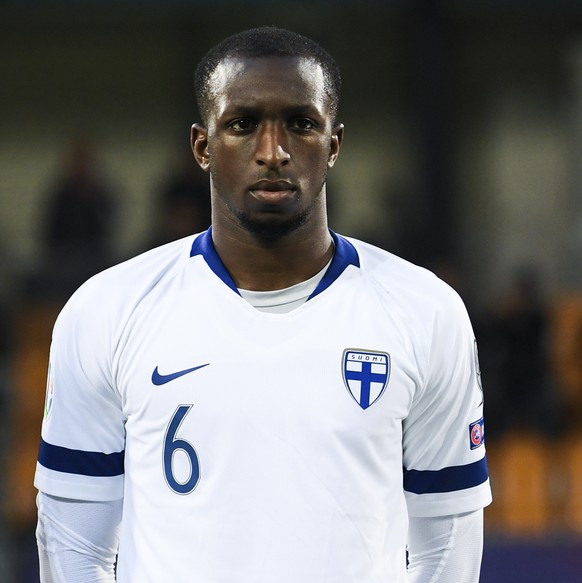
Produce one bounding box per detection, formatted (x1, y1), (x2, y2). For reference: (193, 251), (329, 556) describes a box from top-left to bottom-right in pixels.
(403, 287), (492, 517)
(34, 282), (126, 502)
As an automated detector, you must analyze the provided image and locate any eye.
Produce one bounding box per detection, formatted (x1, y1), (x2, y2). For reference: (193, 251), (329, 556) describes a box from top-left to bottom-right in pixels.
(289, 118), (317, 131)
(227, 118), (256, 132)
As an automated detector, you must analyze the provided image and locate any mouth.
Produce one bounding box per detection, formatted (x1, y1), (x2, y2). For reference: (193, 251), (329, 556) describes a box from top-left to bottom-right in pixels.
(248, 180), (296, 204)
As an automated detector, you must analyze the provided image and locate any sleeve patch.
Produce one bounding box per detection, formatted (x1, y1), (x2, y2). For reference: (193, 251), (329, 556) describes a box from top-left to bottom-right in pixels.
(469, 417), (485, 450)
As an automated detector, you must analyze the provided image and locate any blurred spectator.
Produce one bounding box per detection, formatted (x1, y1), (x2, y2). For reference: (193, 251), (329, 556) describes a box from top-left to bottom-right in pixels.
(32, 139), (117, 299)
(146, 151), (210, 250)
(487, 266), (561, 438)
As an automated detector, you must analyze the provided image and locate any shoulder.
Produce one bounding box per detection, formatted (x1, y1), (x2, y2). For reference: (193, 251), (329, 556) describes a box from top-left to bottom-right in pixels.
(345, 235), (465, 316)
(54, 235), (198, 337)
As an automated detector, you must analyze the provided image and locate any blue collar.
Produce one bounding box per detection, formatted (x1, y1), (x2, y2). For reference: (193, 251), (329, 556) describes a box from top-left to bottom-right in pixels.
(190, 227), (360, 300)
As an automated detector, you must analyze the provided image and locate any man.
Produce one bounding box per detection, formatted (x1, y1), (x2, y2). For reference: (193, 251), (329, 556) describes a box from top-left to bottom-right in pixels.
(35, 26), (491, 582)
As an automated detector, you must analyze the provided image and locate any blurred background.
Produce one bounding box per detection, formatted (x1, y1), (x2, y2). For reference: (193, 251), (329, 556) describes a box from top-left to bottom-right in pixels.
(1, 1), (582, 581)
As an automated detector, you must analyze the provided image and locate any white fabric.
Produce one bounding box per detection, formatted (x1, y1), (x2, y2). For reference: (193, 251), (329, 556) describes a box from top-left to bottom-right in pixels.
(407, 510), (484, 583)
(35, 231), (491, 582)
(37, 492), (121, 582)
(36, 495), (483, 583)
(239, 257), (329, 313)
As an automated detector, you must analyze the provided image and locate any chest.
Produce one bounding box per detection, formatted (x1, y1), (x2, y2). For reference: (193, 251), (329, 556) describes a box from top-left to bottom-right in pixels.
(120, 280), (422, 412)
(112, 278), (426, 489)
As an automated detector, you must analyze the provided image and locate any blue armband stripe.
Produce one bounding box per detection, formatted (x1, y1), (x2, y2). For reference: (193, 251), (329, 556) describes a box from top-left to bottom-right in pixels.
(403, 457), (489, 494)
(38, 438), (125, 477)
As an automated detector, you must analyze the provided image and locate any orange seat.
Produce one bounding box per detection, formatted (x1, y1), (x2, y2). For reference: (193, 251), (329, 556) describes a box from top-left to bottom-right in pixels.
(488, 434), (553, 535)
(3, 301), (60, 530)
(562, 436), (582, 533)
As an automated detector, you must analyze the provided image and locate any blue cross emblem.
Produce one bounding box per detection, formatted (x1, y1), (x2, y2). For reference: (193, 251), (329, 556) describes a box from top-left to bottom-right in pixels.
(343, 349), (391, 409)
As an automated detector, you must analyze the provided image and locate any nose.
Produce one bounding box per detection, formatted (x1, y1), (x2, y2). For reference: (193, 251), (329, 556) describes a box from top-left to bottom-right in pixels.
(255, 122), (290, 168)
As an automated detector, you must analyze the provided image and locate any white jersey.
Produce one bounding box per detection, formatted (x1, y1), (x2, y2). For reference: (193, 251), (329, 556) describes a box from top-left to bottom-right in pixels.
(35, 229), (491, 583)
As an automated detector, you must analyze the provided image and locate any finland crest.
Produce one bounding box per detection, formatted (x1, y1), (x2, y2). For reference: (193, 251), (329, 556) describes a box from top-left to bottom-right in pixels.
(342, 349), (391, 409)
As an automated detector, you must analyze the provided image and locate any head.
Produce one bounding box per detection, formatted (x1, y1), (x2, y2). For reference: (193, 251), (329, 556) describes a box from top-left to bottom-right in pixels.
(191, 27), (344, 243)
(194, 26), (341, 127)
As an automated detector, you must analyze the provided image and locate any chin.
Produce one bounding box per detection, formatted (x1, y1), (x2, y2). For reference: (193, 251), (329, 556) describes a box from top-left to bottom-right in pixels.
(236, 209), (310, 242)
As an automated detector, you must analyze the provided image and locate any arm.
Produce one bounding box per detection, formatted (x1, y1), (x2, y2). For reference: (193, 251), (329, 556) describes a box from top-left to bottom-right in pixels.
(37, 492), (122, 583)
(403, 283), (491, 519)
(407, 509), (484, 583)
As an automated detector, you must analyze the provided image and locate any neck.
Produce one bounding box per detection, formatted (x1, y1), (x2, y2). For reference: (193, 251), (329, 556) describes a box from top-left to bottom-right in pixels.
(211, 219), (334, 292)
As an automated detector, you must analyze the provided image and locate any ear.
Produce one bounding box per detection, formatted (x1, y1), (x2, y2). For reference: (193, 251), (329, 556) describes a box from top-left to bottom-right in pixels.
(327, 123), (344, 168)
(191, 123), (210, 172)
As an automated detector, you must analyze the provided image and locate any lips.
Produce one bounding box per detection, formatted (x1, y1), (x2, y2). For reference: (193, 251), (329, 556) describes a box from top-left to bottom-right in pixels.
(249, 180), (296, 204)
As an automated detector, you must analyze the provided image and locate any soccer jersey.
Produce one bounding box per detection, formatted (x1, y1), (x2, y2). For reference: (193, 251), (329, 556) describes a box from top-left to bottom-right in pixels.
(35, 229), (491, 583)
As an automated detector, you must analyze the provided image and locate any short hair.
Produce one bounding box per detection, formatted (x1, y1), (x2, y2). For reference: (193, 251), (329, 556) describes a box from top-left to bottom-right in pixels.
(194, 26), (341, 125)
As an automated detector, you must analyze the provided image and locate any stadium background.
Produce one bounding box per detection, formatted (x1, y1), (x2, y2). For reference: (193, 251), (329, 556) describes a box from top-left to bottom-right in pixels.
(1, 1), (582, 581)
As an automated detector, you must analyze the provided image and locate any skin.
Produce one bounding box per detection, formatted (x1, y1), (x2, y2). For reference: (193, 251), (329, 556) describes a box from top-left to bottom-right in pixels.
(191, 56), (344, 291)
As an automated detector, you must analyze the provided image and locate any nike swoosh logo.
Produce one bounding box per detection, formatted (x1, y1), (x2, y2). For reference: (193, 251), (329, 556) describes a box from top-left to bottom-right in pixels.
(152, 363), (210, 386)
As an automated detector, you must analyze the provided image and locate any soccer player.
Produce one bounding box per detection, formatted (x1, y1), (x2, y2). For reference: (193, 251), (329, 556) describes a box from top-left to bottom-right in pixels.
(35, 26), (492, 582)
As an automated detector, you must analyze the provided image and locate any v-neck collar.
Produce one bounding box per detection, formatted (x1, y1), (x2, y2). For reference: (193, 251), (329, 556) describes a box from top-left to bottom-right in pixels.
(190, 227), (360, 301)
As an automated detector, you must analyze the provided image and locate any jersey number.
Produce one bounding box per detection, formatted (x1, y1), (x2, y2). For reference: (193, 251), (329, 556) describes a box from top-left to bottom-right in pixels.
(163, 405), (200, 494)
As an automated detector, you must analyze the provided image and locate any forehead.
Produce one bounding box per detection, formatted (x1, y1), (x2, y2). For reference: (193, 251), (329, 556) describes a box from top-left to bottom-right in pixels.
(207, 56), (329, 117)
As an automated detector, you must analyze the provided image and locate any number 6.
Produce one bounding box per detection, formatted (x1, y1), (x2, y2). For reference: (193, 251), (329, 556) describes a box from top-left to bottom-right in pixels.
(163, 405), (200, 494)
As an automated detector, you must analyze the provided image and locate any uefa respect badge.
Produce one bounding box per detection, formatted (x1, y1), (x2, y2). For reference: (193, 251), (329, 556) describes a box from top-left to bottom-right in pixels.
(469, 417), (485, 450)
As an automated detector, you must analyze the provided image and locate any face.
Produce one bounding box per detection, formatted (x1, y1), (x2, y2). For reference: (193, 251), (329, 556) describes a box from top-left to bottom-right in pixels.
(191, 56), (343, 241)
